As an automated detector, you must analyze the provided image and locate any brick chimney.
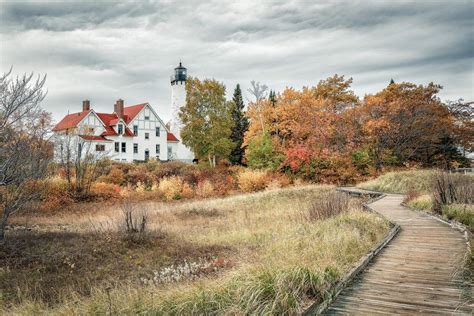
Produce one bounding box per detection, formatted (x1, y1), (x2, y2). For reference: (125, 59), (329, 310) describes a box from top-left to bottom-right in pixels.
(83, 100), (90, 111)
(115, 99), (124, 119)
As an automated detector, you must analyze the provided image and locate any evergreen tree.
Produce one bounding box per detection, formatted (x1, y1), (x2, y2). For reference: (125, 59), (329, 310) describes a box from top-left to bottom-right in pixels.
(269, 90), (277, 106)
(229, 84), (249, 165)
(389, 78), (395, 85)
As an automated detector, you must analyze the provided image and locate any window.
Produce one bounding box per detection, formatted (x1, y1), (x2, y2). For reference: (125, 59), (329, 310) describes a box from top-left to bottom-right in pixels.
(168, 146), (172, 157)
(156, 144), (160, 154)
(145, 132), (149, 140)
(133, 143), (138, 154)
(118, 124), (123, 135)
(144, 116), (150, 120)
(155, 127), (160, 137)
(87, 127), (95, 134)
(115, 142), (119, 152)
(96, 144), (105, 152)
(133, 125), (138, 136)
(121, 142), (126, 153)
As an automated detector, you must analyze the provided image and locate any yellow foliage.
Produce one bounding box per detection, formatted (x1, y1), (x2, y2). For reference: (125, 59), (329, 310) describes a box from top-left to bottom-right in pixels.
(159, 176), (184, 201)
(237, 170), (269, 192)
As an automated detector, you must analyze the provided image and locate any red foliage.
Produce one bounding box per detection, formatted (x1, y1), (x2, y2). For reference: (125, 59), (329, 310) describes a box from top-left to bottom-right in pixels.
(283, 145), (313, 173)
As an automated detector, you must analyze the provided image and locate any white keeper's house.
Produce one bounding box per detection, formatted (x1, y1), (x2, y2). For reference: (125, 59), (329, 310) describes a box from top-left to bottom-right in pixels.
(53, 62), (195, 163)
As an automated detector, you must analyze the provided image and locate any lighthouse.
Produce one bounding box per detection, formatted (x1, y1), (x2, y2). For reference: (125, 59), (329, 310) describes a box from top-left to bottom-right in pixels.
(170, 61), (194, 162)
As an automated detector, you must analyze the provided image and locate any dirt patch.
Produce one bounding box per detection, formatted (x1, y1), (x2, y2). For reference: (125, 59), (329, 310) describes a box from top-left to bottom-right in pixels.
(174, 207), (224, 220)
(0, 230), (234, 306)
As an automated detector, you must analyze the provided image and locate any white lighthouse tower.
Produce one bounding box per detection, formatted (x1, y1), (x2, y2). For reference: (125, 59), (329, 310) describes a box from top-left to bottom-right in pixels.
(170, 61), (194, 162)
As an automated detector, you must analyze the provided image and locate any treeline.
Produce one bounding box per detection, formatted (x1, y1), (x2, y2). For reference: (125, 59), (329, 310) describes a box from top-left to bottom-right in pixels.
(179, 75), (473, 182)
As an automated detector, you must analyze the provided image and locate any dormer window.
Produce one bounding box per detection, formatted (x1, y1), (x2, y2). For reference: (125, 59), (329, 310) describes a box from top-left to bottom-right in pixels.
(118, 124), (123, 135)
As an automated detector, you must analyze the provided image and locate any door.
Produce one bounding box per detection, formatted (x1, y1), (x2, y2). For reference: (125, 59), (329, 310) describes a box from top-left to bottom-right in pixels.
(144, 149), (149, 161)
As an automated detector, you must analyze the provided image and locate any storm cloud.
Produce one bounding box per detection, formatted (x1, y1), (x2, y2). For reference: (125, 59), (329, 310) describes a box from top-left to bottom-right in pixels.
(1, 0), (472, 122)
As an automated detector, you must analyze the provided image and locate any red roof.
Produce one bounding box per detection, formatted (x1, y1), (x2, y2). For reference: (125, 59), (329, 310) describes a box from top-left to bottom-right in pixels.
(167, 132), (179, 142)
(80, 135), (112, 141)
(96, 113), (118, 125)
(52, 111), (90, 131)
(123, 103), (146, 124)
(102, 125), (118, 136)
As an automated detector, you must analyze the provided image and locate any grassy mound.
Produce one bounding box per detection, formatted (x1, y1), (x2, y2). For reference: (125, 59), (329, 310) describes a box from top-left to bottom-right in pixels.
(357, 169), (435, 194)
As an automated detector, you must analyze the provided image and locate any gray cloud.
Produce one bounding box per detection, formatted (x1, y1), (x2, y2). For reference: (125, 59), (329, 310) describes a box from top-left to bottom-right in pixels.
(0, 0), (472, 123)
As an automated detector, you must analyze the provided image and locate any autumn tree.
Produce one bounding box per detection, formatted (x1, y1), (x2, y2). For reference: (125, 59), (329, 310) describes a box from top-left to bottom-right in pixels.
(179, 77), (234, 167)
(274, 76), (359, 178)
(446, 99), (473, 158)
(0, 69), (52, 242)
(358, 82), (454, 170)
(313, 74), (358, 112)
(229, 84), (248, 165)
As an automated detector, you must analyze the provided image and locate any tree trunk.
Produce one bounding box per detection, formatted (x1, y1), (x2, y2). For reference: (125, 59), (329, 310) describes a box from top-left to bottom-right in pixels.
(213, 155), (216, 168)
(0, 208), (9, 243)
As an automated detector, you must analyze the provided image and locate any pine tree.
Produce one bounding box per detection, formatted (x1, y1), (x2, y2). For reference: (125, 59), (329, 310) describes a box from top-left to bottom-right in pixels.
(269, 90), (277, 106)
(389, 78), (395, 85)
(229, 84), (249, 165)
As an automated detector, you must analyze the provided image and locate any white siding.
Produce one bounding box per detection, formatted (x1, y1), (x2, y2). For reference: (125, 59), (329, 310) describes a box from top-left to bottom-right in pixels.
(128, 104), (170, 161)
(77, 112), (105, 136)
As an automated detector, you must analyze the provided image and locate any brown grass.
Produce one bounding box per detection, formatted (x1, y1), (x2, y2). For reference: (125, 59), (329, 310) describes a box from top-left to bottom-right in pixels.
(432, 171), (474, 213)
(301, 191), (354, 221)
(0, 230), (231, 307)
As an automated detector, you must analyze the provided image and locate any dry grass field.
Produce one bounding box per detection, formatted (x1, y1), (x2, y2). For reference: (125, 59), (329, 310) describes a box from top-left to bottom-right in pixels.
(1, 185), (390, 314)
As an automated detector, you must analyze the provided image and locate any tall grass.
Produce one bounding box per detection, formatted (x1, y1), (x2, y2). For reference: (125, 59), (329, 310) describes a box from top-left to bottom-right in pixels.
(302, 191), (352, 221)
(432, 171), (473, 209)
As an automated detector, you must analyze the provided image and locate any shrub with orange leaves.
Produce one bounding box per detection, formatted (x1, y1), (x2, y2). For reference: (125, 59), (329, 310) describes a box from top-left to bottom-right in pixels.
(181, 182), (195, 199)
(196, 180), (214, 198)
(237, 170), (269, 192)
(97, 166), (125, 185)
(38, 177), (73, 212)
(90, 182), (121, 201)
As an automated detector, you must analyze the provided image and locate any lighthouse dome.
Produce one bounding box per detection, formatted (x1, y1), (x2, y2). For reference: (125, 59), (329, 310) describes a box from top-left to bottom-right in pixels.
(171, 61), (187, 84)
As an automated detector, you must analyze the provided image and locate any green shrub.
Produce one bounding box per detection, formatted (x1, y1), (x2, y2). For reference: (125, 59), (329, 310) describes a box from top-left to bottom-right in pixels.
(246, 131), (282, 170)
(442, 204), (474, 230)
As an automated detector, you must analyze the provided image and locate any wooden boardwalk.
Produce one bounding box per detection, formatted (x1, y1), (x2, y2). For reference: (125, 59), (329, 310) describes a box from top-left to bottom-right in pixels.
(326, 191), (472, 315)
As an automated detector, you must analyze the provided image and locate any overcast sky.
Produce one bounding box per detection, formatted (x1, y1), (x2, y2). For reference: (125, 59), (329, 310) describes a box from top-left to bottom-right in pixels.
(1, 0), (473, 123)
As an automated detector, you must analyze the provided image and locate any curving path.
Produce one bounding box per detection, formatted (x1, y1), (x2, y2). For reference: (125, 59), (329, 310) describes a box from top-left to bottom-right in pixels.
(326, 189), (472, 315)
